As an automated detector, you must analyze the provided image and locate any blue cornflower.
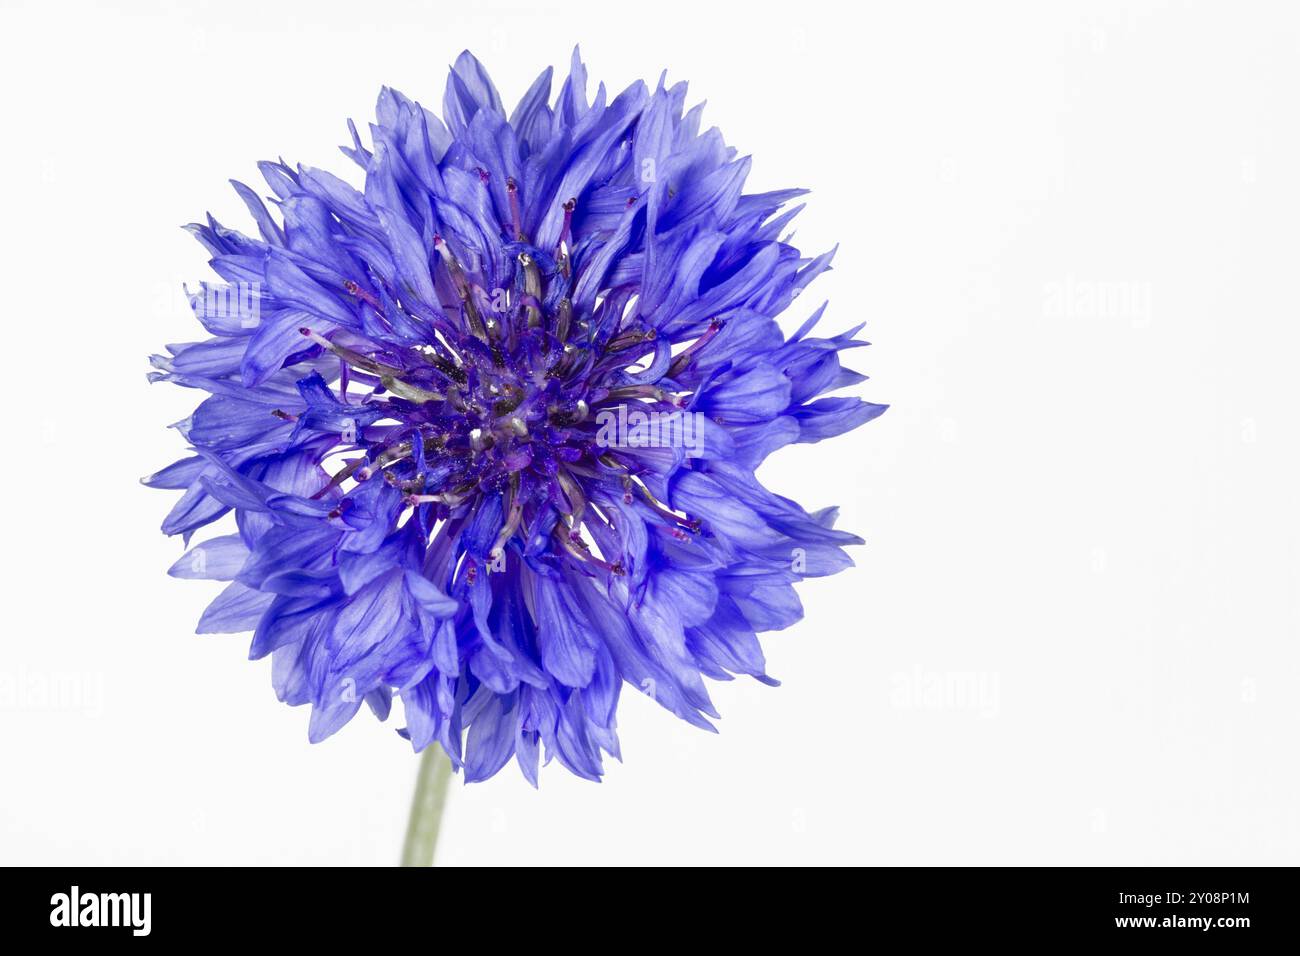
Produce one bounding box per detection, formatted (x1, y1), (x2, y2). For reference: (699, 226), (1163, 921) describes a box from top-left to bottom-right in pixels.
(147, 50), (886, 784)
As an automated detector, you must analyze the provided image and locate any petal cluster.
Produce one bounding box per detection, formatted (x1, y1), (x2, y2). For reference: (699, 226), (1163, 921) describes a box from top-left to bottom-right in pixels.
(148, 50), (885, 782)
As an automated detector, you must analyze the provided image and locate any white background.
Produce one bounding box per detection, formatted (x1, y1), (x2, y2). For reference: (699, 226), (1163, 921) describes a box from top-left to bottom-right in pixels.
(1, 0), (1297, 865)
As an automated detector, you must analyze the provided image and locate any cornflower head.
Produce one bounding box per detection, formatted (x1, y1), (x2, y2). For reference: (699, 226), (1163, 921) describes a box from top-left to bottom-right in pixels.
(148, 50), (886, 783)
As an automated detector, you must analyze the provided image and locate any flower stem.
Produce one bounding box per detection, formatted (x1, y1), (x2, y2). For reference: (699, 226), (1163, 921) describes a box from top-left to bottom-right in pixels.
(400, 745), (453, 867)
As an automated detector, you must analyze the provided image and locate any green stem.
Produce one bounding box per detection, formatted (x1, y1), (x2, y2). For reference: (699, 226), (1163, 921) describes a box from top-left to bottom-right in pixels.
(400, 745), (454, 867)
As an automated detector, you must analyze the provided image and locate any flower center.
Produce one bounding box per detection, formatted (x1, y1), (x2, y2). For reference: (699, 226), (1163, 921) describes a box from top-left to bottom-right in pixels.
(295, 195), (717, 575)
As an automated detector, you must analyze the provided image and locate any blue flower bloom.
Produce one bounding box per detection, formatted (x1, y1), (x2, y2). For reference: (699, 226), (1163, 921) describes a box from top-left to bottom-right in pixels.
(148, 50), (886, 783)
